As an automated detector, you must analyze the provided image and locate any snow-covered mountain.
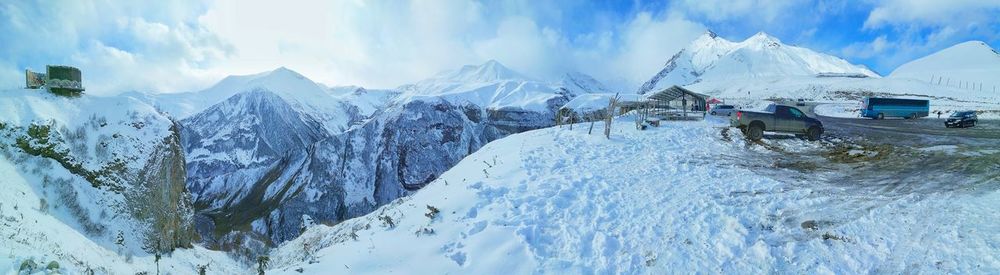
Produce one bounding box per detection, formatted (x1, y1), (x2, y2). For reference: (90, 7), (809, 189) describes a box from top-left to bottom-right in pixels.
(889, 41), (1000, 93)
(0, 90), (248, 273)
(177, 62), (611, 250)
(558, 72), (614, 95)
(638, 31), (879, 94)
(398, 60), (606, 113)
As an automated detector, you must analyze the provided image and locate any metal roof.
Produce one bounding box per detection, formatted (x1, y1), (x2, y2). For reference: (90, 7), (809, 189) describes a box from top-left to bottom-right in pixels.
(646, 86), (709, 102)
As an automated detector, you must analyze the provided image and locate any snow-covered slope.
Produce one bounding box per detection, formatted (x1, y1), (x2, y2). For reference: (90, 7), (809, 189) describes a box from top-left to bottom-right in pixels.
(0, 90), (246, 273)
(557, 72), (614, 95)
(326, 85), (401, 121)
(889, 41), (1000, 94)
(267, 117), (1000, 274)
(397, 60), (596, 113)
(638, 31), (879, 94)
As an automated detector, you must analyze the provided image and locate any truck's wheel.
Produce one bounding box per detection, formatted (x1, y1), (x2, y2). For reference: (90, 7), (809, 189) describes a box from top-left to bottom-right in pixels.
(747, 124), (764, 141)
(806, 127), (821, 141)
(877, 113), (884, 120)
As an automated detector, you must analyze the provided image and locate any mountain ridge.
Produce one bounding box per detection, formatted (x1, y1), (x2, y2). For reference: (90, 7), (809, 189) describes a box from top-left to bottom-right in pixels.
(638, 31), (879, 94)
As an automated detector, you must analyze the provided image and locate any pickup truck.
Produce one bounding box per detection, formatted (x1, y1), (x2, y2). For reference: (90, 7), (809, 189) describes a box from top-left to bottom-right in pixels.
(731, 104), (824, 141)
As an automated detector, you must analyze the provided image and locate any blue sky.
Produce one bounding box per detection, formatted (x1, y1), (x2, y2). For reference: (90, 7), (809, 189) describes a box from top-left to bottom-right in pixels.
(1, 0), (998, 95)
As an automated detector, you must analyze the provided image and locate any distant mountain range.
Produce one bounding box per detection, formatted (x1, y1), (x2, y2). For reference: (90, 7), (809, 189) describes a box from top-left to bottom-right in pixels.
(162, 60), (612, 250)
(638, 31), (879, 94)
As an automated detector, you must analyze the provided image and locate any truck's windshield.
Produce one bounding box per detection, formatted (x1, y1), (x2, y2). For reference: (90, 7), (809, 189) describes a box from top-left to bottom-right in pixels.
(789, 108), (805, 118)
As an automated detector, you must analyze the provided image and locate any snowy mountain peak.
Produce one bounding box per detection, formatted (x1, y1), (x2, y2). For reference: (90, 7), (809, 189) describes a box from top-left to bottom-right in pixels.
(744, 32), (782, 48)
(559, 72), (612, 94)
(705, 30), (718, 39)
(638, 31), (878, 94)
(444, 59), (531, 83)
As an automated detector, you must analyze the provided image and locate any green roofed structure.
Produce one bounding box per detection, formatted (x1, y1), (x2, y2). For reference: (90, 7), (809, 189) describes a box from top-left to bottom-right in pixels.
(25, 65), (85, 96)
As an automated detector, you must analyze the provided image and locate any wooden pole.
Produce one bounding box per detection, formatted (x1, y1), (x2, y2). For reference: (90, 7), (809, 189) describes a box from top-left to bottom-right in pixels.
(604, 93), (619, 139)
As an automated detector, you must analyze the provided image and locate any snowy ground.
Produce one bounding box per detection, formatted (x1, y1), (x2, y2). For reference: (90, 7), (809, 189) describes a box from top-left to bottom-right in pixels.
(266, 116), (1000, 274)
(0, 156), (245, 275)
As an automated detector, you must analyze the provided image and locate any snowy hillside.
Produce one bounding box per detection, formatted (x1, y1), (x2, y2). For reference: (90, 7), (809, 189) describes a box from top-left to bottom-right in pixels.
(266, 117), (1000, 274)
(0, 90), (245, 274)
(638, 31), (879, 94)
(889, 41), (1000, 94)
(397, 60), (604, 113)
(326, 86), (401, 120)
(557, 72), (614, 96)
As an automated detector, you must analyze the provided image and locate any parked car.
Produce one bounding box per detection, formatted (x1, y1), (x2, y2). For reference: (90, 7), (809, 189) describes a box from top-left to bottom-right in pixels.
(796, 98), (806, 106)
(731, 104), (824, 141)
(945, 111), (978, 128)
(710, 105), (737, 116)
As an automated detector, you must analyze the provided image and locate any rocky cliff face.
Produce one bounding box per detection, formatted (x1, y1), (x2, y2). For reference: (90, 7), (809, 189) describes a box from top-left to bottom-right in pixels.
(0, 91), (196, 254)
(183, 94), (566, 247)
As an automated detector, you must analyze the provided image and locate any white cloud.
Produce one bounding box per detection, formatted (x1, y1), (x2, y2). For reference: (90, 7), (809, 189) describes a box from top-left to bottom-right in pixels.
(676, 0), (799, 25)
(607, 12), (705, 90)
(197, 0), (491, 89)
(853, 0), (1000, 74)
(1, 0), (709, 94)
(0, 1), (230, 95)
(842, 35), (890, 59)
(864, 0), (1000, 29)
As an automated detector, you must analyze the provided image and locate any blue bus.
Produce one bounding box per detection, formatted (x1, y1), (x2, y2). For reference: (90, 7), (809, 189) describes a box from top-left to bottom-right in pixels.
(861, 97), (929, 119)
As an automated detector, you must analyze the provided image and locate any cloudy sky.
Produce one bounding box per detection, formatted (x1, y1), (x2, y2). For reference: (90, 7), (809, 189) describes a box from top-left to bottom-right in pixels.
(1, 0), (998, 95)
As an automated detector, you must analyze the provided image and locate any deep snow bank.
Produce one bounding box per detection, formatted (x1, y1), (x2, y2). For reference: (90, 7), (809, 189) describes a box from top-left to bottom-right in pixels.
(268, 117), (1000, 273)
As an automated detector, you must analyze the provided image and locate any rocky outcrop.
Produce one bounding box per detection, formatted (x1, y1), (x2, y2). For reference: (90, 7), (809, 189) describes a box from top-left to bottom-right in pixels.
(0, 98), (196, 254)
(129, 123), (197, 253)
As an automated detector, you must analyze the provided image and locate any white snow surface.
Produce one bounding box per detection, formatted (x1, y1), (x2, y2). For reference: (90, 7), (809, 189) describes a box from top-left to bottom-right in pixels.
(268, 117), (1000, 274)
(560, 93), (616, 113)
(326, 85), (400, 119)
(639, 31), (879, 94)
(0, 90), (247, 274)
(0, 156), (244, 275)
(133, 67), (354, 133)
(396, 60), (606, 112)
(889, 41), (1000, 94)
